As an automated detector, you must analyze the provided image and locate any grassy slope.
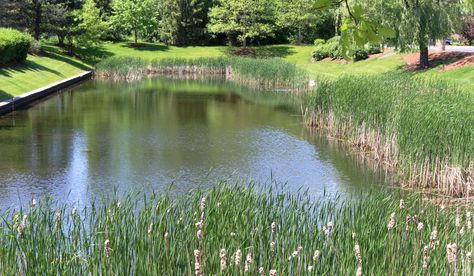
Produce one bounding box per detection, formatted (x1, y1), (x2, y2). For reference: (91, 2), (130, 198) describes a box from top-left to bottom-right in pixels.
(1, 41), (473, 101)
(0, 46), (91, 100)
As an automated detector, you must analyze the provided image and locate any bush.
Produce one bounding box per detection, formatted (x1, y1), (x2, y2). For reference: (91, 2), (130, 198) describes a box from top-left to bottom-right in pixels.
(0, 28), (32, 64)
(354, 49), (369, 61)
(313, 38), (325, 46)
(312, 50), (328, 61)
(367, 44), (382, 55)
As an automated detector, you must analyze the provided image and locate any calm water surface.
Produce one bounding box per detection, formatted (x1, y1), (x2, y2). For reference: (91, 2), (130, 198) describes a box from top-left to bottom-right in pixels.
(0, 79), (391, 208)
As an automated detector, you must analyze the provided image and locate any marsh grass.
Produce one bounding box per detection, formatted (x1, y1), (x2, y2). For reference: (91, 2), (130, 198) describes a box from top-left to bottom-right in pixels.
(95, 56), (309, 91)
(0, 181), (473, 274)
(306, 74), (474, 197)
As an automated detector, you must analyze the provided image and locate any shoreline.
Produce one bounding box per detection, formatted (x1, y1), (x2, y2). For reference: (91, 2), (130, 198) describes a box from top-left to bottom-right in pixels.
(0, 71), (93, 116)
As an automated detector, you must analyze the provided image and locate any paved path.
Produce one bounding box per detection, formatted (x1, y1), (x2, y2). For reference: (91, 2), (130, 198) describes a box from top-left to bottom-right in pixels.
(429, 45), (474, 53)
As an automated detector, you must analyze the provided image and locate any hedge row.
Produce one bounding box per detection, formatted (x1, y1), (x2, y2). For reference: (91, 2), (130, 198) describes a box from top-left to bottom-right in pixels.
(0, 28), (32, 65)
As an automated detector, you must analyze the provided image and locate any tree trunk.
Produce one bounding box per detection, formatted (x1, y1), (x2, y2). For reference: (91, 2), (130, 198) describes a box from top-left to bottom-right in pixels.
(242, 37), (247, 48)
(33, 0), (41, 40)
(134, 29), (138, 45)
(419, 45), (429, 68)
(58, 35), (65, 47)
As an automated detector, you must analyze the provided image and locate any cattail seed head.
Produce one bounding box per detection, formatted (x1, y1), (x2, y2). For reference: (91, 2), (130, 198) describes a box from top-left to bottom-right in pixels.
(116, 201), (121, 209)
(271, 221), (276, 235)
(323, 226), (329, 236)
(220, 249), (227, 271)
(354, 244), (362, 265)
(467, 252), (472, 263)
(164, 232), (169, 241)
(447, 243), (457, 264)
(298, 245), (303, 254)
(313, 250), (320, 261)
(31, 197), (37, 208)
(71, 207), (77, 216)
(430, 228), (438, 249)
(356, 265), (362, 276)
(423, 245), (429, 268)
(55, 211), (62, 231)
(194, 249), (202, 276)
(244, 253), (253, 272)
(199, 197), (206, 211)
(148, 223), (154, 235)
(104, 239), (111, 258)
(399, 199), (405, 210)
(405, 215), (411, 232)
(308, 265), (313, 272)
(269, 269), (277, 276)
(460, 226), (465, 235)
(417, 222), (424, 232)
(387, 212), (396, 231)
(195, 220), (203, 230)
(271, 241), (276, 253)
(235, 249), (242, 266)
(258, 267), (265, 275)
(196, 230), (202, 240)
(352, 232), (357, 240)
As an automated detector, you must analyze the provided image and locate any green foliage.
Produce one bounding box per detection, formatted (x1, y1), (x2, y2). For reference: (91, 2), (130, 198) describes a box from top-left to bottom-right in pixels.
(74, 0), (106, 47)
(208, 0), (276, 47)
(308, 74), (474, 195)
(312, 36), (371, 61)
(314, 38), (326, 46)
(275, 0), (319, 43)
(353, 49), (368, 61)
(0, 28), (32, 64)
(0, 182), (473, 274)
(110, 0), (158, 44)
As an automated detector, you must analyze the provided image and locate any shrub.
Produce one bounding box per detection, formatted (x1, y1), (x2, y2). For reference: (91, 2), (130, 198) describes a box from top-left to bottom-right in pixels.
(354, 49), (369, 61)
(313, 38), (325, 46)
(367, 43), (382, 55)
(312, 50), (328, 61)
(0, 28), (32, 64)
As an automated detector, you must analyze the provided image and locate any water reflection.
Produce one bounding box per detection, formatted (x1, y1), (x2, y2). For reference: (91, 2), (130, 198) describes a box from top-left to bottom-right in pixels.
(0, 79), (391, 209)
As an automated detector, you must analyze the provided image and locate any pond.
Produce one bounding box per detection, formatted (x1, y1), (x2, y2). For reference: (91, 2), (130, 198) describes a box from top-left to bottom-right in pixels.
(0, 79), (392, 208)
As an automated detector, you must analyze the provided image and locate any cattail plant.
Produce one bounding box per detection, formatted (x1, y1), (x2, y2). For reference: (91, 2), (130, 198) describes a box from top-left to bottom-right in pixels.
(235, 249), (242, 267)
(104, 240), (111, 258)
(447, 243), (457, 264)
(219, 249), (227, 271)
(388, 212), (396, 231)
(194, 249), (202, 276)
(399, 199), (405, 210)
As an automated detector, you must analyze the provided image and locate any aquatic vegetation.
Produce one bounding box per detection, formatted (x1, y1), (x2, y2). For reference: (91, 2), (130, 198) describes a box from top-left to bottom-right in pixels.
(306, 74), (474, 197)
(95, 56), (309, 91)
(0, 182), (473, 274)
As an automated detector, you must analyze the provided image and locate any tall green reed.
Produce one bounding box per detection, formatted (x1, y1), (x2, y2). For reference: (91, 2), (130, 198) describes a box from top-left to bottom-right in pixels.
(0, 181), (472, 274)
(306, 73), (474, 196)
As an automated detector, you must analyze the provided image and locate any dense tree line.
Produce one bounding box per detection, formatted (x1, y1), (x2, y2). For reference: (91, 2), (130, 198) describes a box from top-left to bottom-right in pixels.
(0, 0), (336, 47)
(1, 0), (473, 66)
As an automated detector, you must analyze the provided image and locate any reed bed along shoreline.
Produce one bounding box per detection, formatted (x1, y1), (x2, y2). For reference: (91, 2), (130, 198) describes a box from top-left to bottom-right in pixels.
(1, 182), (473, 275)
(305, 74), (474, 198)
(95, 56), (310, 91)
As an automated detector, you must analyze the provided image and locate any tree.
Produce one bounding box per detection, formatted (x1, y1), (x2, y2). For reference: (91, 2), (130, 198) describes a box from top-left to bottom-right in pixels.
(42, 0), (81, 51)
(461, 15), (474, 45)
(159, 0), (181, 45)
(316, 0), (462, 67)
(111, 0), (158, 45)
(208, 0), (276, 47)
(275, 0), (319, 43)
(74, 0), (106, 47)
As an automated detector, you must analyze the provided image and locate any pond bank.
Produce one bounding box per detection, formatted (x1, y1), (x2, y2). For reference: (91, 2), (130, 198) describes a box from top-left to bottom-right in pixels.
(0, 71), (93, 116)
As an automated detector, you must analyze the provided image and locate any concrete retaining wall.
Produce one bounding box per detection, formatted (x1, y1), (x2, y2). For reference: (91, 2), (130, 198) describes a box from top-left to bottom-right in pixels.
(0, 71), (93, 116)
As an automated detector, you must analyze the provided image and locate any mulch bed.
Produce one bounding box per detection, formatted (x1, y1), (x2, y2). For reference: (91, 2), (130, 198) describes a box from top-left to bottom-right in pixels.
(403, 51), (474, 71)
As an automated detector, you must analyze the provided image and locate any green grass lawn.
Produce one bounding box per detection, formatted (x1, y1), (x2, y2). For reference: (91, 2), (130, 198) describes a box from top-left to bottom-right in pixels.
(0, 46), (91, 100)
(1, 40), (473, 101)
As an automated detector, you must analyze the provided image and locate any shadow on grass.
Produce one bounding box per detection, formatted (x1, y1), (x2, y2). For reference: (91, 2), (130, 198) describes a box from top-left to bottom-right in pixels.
(121, 42), (170, 52)
(73, 45), (115, 66)
(0, 59), (64, 78)
(252, 45), (296, 58)
(0, 90), (13, 101)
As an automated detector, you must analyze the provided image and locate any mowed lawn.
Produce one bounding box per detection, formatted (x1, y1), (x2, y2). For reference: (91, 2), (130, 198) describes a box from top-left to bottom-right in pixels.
(1, 41), (473, 101)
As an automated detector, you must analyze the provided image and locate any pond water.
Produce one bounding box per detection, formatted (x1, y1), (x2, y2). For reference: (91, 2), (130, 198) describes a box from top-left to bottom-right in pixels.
(0, 79), (392, 208)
